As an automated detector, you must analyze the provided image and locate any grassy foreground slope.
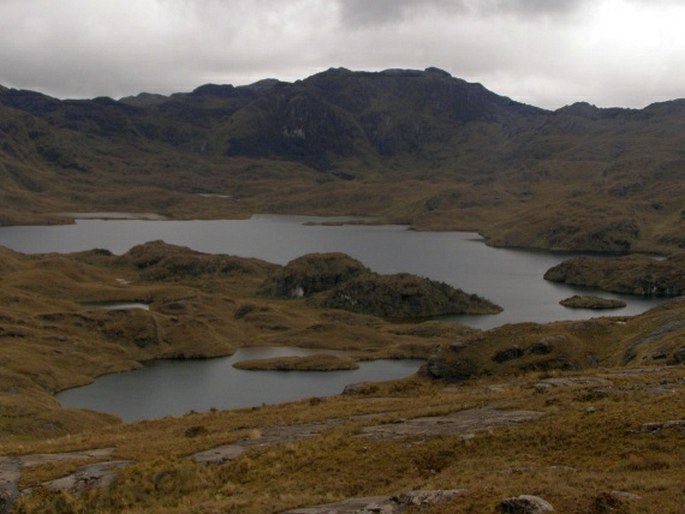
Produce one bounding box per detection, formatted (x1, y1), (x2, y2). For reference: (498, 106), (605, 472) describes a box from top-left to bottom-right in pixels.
(1, 68), (684, 254)
(7, 330), (685, 513)
(0, 239), (683, 511)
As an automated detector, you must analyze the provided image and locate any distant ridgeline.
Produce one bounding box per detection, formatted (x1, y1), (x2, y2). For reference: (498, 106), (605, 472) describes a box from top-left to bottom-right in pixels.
(1, 67), (684, 253)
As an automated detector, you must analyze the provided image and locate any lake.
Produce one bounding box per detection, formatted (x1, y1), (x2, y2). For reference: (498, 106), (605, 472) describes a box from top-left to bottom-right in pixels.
(57, 347), (422, 422)
(0, 214), (666, 420)
(0, 214), (662, 329)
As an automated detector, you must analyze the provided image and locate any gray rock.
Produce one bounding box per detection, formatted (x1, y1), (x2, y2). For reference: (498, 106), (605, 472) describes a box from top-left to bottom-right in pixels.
(190, 418), (350, 464)
(0, 448), (117, 512)
(281, 495), (397, 514)
(0, 458), (20, 514)
(190, 444), (248, 464)
(394, 489), (467, 506)
(639, 419), (685, 433)
(44, 460), (132, 493)
(497, 495), (555, 513)
(281, 489), (467, 513)
(533, 376), (611, 392)
(362, 406), (543, 440)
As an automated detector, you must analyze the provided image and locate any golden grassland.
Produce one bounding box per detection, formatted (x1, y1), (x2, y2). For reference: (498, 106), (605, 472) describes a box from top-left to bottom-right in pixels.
(7, 366), (685, 513)
(0, 240), (684, 512)
(0, 242), (476, 440)
(1, 143), (683, 256)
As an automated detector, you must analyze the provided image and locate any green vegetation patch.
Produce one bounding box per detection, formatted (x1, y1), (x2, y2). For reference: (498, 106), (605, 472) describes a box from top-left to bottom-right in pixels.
(232, 354), (359, 371)
(559, 295), (627, 309)
(260, 252), (501, 319)
(317, 272), (502, 318)
(545, 253), (685, 296)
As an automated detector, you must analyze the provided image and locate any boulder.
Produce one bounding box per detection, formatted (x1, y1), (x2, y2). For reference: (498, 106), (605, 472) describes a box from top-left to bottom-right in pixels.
(497, 495), (555, 513)
(639, 420), (685, 433)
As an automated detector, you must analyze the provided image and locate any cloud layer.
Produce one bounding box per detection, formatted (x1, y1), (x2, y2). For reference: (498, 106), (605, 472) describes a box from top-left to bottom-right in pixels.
(0, 0), (684, 108)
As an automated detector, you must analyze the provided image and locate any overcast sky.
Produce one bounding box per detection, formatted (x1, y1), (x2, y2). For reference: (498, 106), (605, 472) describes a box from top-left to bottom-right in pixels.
(1, 0), (684, 109)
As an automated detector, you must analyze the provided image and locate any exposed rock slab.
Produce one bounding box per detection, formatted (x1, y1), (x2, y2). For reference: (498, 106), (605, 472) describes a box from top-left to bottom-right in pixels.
(281, 489), (467, 513)
(44, 460), (132, 493)
(0, 458), (20, 514)
(15, 447), (115, 468)
(192, 406), (543, 466)
(190, 419), (349, 464)
(533, 376), (612, 392)
(639, 419), (685, 433)
(0, 448), (116, 513)
(282, 495), (395, 514)
(361, 406), (543, 440)
(496, 494), (555, 513)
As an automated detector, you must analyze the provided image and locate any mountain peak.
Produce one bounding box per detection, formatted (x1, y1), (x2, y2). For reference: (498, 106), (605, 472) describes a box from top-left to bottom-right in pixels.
(424, 66), (452, 77)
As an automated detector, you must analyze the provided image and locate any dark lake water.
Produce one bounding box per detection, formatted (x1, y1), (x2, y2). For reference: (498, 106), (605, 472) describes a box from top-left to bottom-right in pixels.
(0, 214), (662, 329)
(57, 347), (422, 422)
(0, 214), (666, 420)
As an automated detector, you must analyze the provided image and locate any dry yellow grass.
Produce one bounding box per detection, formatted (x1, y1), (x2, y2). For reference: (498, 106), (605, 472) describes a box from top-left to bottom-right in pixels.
(8, 366), (685, 513)
(0, 241), (683, 513)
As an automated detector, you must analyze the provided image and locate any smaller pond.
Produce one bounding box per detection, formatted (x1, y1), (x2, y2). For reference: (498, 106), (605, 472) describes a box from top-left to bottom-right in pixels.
(56, 347), (423, 422)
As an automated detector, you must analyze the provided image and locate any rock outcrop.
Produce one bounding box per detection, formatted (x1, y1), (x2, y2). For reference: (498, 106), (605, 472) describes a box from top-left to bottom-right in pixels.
(281, 489), (468, 513)
(496, 495), (555, 513)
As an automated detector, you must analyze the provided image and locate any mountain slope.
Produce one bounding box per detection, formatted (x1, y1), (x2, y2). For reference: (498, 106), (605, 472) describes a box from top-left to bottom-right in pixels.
(0, 67), (683, 253)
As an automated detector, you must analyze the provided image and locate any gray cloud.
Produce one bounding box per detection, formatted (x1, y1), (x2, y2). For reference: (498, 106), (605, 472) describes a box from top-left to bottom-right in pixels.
(337, 0), (588, 27)
(0, 0), (684, 108)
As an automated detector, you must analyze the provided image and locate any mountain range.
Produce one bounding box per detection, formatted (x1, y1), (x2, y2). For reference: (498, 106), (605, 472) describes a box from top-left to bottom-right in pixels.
(1, 67), (683, 253)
